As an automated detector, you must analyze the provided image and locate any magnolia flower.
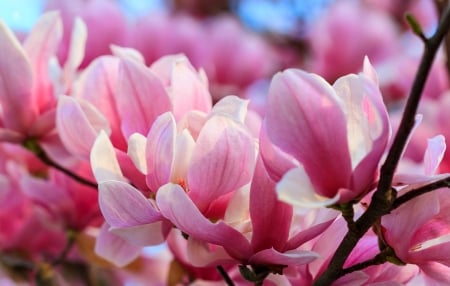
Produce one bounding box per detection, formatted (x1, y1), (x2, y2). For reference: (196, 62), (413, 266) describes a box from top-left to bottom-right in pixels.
(382, 188), (450, 285)
(381, 135), (450, 285)
(0, 11), (87, 166)
(90, 96), (256, 265)
(264, 58), (390, 206)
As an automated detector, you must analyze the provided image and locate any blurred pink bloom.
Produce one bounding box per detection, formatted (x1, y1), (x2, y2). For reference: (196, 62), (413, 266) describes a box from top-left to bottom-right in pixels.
(376, 35), (449, 102)
(307, 0), (399, 83)
(0, 11), (87, 165)
(364, 0), (438, 32)
(128, 13), (279, 99)
(0, 145), (66, 260)
(46, 0), (128, 68)
(264, 58), (390, 204)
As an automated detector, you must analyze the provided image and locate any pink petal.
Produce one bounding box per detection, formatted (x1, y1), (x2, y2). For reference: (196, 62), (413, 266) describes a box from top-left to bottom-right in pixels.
(23, 11), (63, 111)
(331, 271), (368, 286)
(110, 222), (166, 247)
(362, 56), (379, 86)
(149, 54), (188, 86)
(277, 167), (340, 208)
(63, 17), (87, 84)
(99, 180), (162, 228)
(171, 59), (212, 120)
(145, 112), (176, 192)
(382, 191), (439, 260)
(250, 157), (292, 252)
(423, 135), (446, 176)
(0, 19), (35, 133)
(188, 116), (256, 211)
(249, 248), (319, 266)
(210, 95), (248, 123)
(127, 133), (147, 174)
(57, 96), (110, 159)
(90, 131), (125, 183)
(337, 72), (390, 198)
(156, 183), (251, 261)
(259, 125), (298, 182)
(117, 58), (171, 138)
(186, 237), (234, 267)
(170, 129), (195, 183)
(110, 45), (145, 63)
(95, 222), (141, 267)
(265, 70), (351, 197)
(419, 262), (450, 285)
(75, 56), (126, 150)
(285, 213), (336, 251)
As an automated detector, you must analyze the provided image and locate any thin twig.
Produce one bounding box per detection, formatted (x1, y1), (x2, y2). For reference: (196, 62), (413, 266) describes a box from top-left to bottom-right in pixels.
(51, 231), (77, 266)
(435, 0), (450, 75)
(217, 265), (235, 286)
(313, 5), (450, 285)
(392, 176), (450, 210)
(37, 151), (98, 189)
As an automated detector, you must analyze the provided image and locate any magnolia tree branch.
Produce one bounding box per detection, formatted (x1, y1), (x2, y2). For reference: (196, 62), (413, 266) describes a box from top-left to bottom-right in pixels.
(216, 265), (235, 286)
(435, 0), (450, 75)
(313, 5), (450, 285)
(392, 176), (450, 209)
(37, 150), (98, 189)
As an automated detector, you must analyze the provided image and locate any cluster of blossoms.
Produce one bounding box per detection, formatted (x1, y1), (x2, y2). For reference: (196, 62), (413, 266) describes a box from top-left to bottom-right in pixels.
(1, 0), (450, 285)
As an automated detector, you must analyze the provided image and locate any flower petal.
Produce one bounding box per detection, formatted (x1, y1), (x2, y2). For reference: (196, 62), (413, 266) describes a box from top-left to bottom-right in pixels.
(171, 59), (212, 120)
(23, 11), (63, 110)
(63, 17), (87, 83)
(146, 112), (176, 191)
(95, 222), (141, 267)
(0, 19), (35, 133)
(110, 222), (165, 247)
(57, 96), (110, 159)
(250, 157), (292, 252)
(188, 115), (256, 211)
(276, 167), (340, 209)
(75, 56), (126, 149)
(110, 44), (145, 63)
(156, 183), (251, 261)
(210, 95), (248, 123)
(265, 70), (351, 196)
(127, 133), (148, 174)
(117, 58), (171, 138)
(90, 130), (125, 183)
(249, 248), (319, 266)
(99, 180), (161, 228)
(424, 135), (446, 176)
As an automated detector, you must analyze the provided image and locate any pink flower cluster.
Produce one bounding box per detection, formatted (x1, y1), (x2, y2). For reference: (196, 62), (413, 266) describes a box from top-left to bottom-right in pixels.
(1, 0), (450, 285)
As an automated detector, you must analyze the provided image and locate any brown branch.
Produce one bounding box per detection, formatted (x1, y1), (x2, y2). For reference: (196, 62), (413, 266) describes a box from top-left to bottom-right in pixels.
(217, 265), (235, 286)
(435, 0), (450, 75)
(392, 176), (450, 210)
(37, 151), (98, 189)
(313, 5), (450, 285)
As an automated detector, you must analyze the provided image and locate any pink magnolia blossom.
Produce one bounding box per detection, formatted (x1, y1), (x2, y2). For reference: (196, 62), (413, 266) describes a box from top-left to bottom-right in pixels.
(0, 145), (66, 261)
(381, 135), (450, 285)
(0, 11), (87, 166)
(299, 209), (418, 285)
(151, 149), (334, 271)
(46, 0), (128, 68)
(382, 188), (450, 285)
(264, 58), (390, 205)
